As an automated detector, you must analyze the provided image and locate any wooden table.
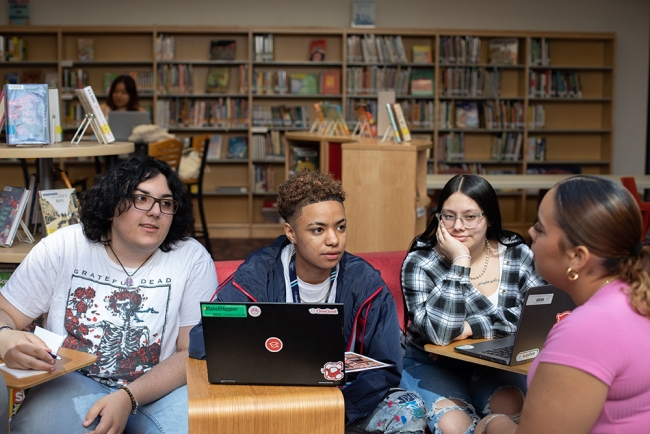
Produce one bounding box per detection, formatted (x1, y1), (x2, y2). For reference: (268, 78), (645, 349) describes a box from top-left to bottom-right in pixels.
(187, 358), (344, 434)
(0, 141), (134, 190)
(424, 339), (531, 376)
(0, 347), (97, 390)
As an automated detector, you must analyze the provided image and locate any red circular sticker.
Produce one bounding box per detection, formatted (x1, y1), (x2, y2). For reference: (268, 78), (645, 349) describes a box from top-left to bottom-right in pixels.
(265, 337), (283, 352)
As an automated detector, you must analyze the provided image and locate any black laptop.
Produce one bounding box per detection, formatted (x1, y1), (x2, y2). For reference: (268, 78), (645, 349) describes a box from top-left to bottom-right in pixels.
(107, 111), (151, 141)
(454, 285), (576, 366)
(200, 302), (346, 386)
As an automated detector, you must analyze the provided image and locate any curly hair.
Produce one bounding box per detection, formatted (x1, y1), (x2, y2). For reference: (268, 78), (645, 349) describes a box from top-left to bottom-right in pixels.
(80, 156), (194, 252)
(277, 169), (345, 224)
(554, 175), (650, 320)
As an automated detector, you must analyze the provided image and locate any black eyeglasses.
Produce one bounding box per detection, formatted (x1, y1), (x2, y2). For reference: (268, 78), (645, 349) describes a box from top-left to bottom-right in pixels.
(132, 194), (179, 215)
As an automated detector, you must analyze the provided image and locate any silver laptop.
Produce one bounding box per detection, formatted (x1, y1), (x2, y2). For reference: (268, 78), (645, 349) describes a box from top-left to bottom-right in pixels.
(454, 285), (576, 366)
(107, 111), (151, 141)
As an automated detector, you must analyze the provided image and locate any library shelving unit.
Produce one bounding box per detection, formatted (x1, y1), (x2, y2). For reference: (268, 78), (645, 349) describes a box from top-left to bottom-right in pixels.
(0, 26), (615, 238)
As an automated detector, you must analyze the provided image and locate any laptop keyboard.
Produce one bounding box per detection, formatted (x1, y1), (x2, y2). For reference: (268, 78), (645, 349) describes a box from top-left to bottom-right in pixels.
(481, 346), (513, 359)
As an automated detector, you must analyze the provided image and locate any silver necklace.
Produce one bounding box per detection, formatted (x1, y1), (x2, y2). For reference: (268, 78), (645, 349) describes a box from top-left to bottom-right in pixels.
(470, 239), (491, 280)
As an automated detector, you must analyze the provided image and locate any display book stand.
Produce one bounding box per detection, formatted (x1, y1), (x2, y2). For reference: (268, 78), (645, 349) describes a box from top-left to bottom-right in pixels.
(71, 113), (109, 145)
(309, 118), (350, 136)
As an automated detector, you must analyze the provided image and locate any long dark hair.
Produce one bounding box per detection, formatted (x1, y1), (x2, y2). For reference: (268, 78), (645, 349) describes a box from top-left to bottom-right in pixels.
(81, 156), (194, 252)
(107, 75), (140, 111)
(409, 174), (523, 252)
(554, 175), (650, 319)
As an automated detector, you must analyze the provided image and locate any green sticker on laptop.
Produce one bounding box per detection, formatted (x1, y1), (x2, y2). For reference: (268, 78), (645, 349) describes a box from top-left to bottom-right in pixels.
(202, 304), (247, 317)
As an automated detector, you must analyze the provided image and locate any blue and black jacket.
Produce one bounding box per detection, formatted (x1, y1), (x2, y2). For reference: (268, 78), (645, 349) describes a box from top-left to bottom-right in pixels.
(188, 235), (403, 425)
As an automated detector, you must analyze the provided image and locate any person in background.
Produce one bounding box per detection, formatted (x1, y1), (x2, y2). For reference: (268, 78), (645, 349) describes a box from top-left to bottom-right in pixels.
(476, 175), (650, 433)
(101, 75), (145, 116)
(0, 157), (218, 434)
(189, 169), (428, 433)
(401, 174), (546, 434)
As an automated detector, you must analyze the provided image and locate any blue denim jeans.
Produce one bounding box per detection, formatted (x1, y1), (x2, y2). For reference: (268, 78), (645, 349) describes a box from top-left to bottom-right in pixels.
(399, 345), (527, 434)
(10, 371), (188, 434)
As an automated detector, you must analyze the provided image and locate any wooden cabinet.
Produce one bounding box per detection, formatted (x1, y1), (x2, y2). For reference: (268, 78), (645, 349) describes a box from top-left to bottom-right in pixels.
(0, 26), (615, 239)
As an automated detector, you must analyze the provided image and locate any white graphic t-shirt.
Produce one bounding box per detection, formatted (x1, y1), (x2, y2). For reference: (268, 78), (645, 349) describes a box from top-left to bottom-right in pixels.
(2, 225), (218, 386)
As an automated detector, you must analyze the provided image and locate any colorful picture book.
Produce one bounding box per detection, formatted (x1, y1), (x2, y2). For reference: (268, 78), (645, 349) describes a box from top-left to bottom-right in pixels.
(289, 73), (319, 95)
(292, 146), (319, 173)
(38, 188), (81, 236)
(320, 70), (341, 95)
(205, 67), (230, 93)
(412, 45), (433, 64)
(77, 38), (95, 61)
(353, 103), (377, 137)
(385, 103), (402, 143)
(455, 101), (480, 129)
(0, 186), (30, 247)
(391, 103), (412, 142)
(206, 134), (224, 160)
(489, 38), (519, 65)
(410, 69), (434, 96)
(309, 39), (326, 61)
(226, 137), (248, 159)
(5, 83), (51, 146)
(210, 40), (236, 61)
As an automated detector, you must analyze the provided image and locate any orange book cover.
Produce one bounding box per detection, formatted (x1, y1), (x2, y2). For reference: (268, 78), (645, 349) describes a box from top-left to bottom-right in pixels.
(320, 70), (341, 95)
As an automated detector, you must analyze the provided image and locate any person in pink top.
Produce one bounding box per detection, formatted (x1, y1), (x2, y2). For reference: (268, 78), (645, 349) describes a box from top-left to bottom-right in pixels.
(476, 175), (650, 434)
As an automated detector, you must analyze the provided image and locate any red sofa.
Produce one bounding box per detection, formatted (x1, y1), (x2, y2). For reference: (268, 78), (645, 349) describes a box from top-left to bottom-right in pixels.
(213, 250), (409, 331)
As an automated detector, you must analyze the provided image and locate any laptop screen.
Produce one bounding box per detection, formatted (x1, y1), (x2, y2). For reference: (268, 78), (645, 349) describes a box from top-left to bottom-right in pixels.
(107, 111), (151, 141)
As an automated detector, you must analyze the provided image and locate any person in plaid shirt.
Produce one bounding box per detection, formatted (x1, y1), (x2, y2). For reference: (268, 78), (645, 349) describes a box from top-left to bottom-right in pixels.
(399, 174), (545, 434)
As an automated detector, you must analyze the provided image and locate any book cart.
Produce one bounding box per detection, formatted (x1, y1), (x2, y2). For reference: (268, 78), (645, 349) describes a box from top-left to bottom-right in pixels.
(0, 26), (615, 239)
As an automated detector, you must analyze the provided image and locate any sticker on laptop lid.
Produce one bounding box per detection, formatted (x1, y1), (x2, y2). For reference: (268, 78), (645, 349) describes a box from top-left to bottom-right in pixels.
(526, 293), (554, 306)
(321, 361), (344, 381)
(516, 348), (539, 362)
(308, 307), (339, 315)
(202, 304), (247, 317)
(265, 337), (283, 352)
(248, 305), (261, 317)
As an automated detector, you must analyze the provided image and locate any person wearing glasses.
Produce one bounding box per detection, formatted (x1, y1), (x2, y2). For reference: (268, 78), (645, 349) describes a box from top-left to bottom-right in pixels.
(0, 156), (218, 434)
(400, 174), (545, 434)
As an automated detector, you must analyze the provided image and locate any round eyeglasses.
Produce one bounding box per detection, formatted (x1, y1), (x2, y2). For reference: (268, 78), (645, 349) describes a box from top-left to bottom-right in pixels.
(132, 194), (179, 215)
(436, 212), (484, 229)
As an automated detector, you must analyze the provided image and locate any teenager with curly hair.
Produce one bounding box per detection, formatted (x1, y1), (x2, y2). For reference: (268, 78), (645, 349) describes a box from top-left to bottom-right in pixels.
(476, 175), (650, 433)
(0, 156), (218, 434)
(189, 169), (427, 433)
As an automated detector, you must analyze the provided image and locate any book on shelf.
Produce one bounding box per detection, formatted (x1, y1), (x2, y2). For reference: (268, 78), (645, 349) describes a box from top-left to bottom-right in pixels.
(410, 69), (434, 96)
(74, 86), (115, 143)
(20, 70), (40, 84)
(22, 173), (38, 231)
(205, 67), (230, 94)
(8, 0), (29, 26)
(226, 137), (248, 159)
(455, 101), (479, 129)
(488, 38), (518, 65)
(3, 72), (19, 84)
(320, 70), (341, 95)
(309, 39), (327, 61)
(353, 103), (377, 137)
(289, 73), (319, 95)
(0, 186), (30, 248)
(48, 88), (62, 143)
(292, 146), (319, 173)
(385, 103), (402, 143)
(77, 38), (94, 61)
(38, 188), (81, 236)
(352, 0), (375, 27)
(206, 134), (224, 160)
(412, 45), (433, 64)
(210, 40), (236, 61)
(390, 103), (412, 142)
(261, 200), (282, 224)
(5, 84), (51, 146)
(44, 71), (58, 89)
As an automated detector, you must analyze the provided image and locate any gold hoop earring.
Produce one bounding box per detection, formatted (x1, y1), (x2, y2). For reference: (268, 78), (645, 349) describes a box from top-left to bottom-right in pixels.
(566, 268), (579, 281)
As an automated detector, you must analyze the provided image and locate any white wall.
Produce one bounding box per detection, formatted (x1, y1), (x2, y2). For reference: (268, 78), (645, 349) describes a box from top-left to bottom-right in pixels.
(2, 0), (648, 173)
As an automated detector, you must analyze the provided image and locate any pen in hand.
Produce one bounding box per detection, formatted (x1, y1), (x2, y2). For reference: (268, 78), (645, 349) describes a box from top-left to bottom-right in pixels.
(48, 352), (62, 361)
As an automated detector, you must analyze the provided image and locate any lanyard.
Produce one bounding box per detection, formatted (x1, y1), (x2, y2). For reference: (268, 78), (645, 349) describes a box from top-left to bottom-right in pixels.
(289, 251), (337, 303)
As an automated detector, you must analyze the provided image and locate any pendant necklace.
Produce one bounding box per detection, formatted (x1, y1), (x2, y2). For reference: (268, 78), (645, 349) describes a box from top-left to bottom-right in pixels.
(108, 243), (155, 287)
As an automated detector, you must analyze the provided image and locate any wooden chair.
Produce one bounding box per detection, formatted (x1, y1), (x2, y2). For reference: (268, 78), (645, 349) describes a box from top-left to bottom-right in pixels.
(183, 134), (212, 258)
(148, 138), (184, 172)
(621, 177), (650, 241)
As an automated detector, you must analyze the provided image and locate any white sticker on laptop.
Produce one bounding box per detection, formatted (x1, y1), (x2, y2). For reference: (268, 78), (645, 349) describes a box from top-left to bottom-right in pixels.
(526, 294), (554, 305)
(516, 349), (539, 361)
(248, 305), (261, 317)
(308, 307), (339, 315)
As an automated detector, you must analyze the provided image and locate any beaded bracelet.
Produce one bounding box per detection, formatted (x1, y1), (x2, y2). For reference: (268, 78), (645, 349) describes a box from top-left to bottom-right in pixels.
(452, 254), (471, 264)
(119, 384), (138, 415)
(482, 413), (510, 434)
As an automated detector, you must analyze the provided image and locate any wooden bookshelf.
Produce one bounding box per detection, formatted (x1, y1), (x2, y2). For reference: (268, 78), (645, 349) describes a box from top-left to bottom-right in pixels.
(0, 26), (615, 238)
